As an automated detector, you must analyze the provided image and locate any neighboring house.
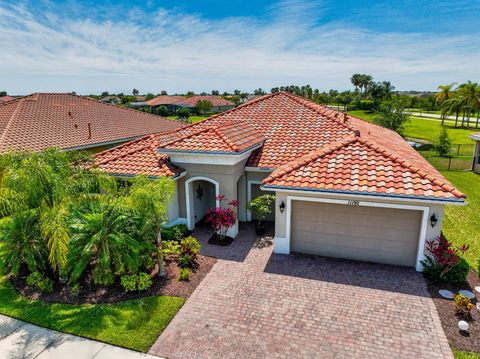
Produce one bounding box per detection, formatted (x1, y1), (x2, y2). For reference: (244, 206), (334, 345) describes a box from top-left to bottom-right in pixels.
(0, 95), (15, 104)
(100, 95), (121, 104)
(172, 95), (235, 113)
(95, 92), (465, 271)
(144, 95), (184, 113)
(470, 133), (480, 173)
(0, 93), (182, 153)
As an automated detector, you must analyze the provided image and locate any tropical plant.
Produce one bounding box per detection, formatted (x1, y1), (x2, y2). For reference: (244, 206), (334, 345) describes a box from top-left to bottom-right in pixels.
(350, 74), (363, 94)
(161, 224), (189, 242)
(195, 100), (213, 115)
(67, 196), (141, 285)
(0, 149), (115, 276)
(247, 194), (275, 231)
(434, 127), (452, 157)
(421, 236), (470, 284)
(120, 272), (152, 292)
(205, 195), (238, 241)
(155, 106), (169, 117)
(126, 176), (175, 277)
(180, 236), (201, 259)
(163, 240), (181, 257)
(178, 268), (191, 281)
(454, 294), (474, 318)
(26, 271), (54, 293)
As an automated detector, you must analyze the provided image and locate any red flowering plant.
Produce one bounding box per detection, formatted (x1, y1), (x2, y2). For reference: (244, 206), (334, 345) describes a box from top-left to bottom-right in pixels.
(421, 236), (470, 284)
(205, 195), (239, 241)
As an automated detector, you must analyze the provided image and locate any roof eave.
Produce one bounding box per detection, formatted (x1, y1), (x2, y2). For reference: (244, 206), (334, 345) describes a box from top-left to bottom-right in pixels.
(261, 185), (466, 205)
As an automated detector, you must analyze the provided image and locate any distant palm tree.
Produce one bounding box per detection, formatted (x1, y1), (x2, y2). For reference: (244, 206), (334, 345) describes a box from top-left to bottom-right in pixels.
(456, 81), (480, 128)
(435, 83), (456, 125)
(350, 74), (362, 94)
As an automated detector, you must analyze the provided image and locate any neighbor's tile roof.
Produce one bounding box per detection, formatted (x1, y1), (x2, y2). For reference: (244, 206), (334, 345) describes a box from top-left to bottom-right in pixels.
(145, 95), (184, 106)
(262, 136), (465, 201)
(0, 96), (15, 104)
(172, 95), (235, 107)
(94, 134), (184, 178)
(0, 93), (183, 153)
(94, 92), (464, 201)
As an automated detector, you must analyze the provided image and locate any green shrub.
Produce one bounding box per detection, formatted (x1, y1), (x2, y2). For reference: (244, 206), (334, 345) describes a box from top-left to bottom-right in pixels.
(178, 254), (194, 268)
(120, 272), (153, 292)
(180, 236), (201, 257)
(120, 274), (138, 292)
(423, 256), (469, 285)
(161, 224), (189, 241)
(137, 273), (153, 291)
(178, 268), (191, 281)
(163, 240), (181, 256)
(156, 106), (169, 117)
(26, 272), (54, 293)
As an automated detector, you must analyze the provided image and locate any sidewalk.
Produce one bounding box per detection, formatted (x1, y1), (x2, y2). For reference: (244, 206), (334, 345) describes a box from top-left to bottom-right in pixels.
(0, 314), (162, 359)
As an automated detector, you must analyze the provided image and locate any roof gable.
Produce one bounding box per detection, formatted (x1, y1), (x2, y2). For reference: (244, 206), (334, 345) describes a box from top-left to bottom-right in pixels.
(263, 136), (465, 201)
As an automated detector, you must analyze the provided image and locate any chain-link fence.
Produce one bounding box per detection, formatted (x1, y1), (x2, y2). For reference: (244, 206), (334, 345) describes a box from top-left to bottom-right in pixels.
(416, 143), (475, 171)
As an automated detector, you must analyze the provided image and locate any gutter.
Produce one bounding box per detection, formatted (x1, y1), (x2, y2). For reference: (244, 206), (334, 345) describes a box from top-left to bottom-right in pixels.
(261, 185), (466, 205)
(158, 142), (263, 156)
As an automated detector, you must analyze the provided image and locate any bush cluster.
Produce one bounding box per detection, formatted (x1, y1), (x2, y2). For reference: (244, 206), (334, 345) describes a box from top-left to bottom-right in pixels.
(120, 273), (153, 292)
(26, 272), (54, 293)
(161, 224), (189, 242)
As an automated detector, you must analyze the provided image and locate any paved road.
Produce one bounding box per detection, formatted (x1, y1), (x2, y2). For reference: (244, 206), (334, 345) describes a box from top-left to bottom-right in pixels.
(0, 314), (161, 359)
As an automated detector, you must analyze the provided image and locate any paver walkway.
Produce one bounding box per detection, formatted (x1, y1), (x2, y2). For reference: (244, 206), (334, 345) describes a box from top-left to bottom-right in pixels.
(0, 314), (161, 359)
(150, 223), (452, 359)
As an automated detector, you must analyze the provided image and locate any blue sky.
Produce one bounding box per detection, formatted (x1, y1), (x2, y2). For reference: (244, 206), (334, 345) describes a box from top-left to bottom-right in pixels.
(1, 0), (479, 94)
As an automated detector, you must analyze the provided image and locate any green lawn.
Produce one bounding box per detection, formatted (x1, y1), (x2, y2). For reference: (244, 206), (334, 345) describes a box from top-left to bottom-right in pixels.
(441, 171), (480, 268)
(167, 115), (210, 123)
(348, 110), (478, 143)
(0, 274), (184, 352)
(455, 351), (480, 359)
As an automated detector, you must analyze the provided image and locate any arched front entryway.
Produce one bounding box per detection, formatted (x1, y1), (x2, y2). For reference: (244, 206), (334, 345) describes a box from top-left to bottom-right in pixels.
(185, 176), (220, 230)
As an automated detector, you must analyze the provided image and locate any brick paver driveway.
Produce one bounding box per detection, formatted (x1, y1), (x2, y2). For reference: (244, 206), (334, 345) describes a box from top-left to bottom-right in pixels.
(150, 223), (452, 359)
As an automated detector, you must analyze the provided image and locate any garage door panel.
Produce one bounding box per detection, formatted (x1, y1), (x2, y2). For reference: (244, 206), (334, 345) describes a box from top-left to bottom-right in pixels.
(291, 201), (422, 267)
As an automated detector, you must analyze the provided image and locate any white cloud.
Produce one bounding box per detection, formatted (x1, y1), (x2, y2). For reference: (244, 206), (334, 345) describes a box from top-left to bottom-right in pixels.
(0, 2), (479, 94)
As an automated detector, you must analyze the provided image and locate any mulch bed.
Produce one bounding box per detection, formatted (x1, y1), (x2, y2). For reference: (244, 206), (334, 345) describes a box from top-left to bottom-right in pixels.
(207, 233), (234, 246)
(426, 270), (480, 353)
(10, 254), (216, 305)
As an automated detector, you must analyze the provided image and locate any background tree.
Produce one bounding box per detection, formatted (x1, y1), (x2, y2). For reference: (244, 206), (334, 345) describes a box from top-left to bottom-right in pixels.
(253, 88), (266, 95)
(195, 100), (213, 115)
(350, 74), (362, 94)
(436, 83), (456, 125)
(132, 88), (139, 96)
(373, 100), (409, 135)
(156, 105), (169, 117)
(434, 127), (452, 157)
(211, 90), (219, 96)
(176, 107), (190, 120)
(100, 91), (109, 97)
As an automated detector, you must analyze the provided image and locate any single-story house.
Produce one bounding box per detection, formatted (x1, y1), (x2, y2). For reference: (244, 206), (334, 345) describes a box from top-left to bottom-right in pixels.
(169, 95), (235, 113)
(95, 92), (465, 271)
(99, 95), (121, 104)
(470, 133), (480, 173)
(0, 93), (182, 153)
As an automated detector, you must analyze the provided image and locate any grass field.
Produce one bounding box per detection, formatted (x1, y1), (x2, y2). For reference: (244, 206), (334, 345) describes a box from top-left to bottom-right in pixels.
(348, 110), (478, 144)
(167, 115), (210, 123)
(0, 274), (184, 352)
(441, 171), (480, 268)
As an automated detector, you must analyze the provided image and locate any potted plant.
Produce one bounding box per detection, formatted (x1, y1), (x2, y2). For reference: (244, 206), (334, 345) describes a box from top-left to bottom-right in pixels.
(247, 194), (275, 235)
(205, 195), (239, 243)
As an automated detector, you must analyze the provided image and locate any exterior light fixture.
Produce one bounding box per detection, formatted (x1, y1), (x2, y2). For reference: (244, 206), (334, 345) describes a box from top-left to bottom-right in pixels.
(458, 320), (469, 332)
(430, 214), (438, 228)
(279, 201), (285, 213)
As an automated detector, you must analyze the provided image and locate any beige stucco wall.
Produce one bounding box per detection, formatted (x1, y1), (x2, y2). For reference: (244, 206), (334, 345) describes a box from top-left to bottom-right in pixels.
(473, 141), (480, 174)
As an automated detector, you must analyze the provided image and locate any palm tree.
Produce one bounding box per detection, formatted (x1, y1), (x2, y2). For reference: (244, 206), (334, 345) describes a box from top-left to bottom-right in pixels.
(0, 149), (116, 276)
(435, 83), (456, 125)
(443, 97), (463, 127)
(126, 176), (175, 277)
(456, 81), (480, 128)
(360, 74), (373, 97)
(350, 74), (362, 94)
(67, 196), (141, 285)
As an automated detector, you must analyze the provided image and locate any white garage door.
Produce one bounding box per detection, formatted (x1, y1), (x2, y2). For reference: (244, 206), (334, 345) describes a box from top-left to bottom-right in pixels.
(290, 200), (422, 267)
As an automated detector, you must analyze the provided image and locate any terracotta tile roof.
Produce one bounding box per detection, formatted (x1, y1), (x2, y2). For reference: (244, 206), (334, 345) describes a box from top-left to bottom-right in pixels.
(145, 95), (184, 106)
(172, 95), (235, 107)
(262, 136), (465, 201)
(94, 134), (184, 178)
(0, 96), (15, 104)
(158, 120), (264, 153)
(0, 93), (183, 153)
(94, 91), (464, 201)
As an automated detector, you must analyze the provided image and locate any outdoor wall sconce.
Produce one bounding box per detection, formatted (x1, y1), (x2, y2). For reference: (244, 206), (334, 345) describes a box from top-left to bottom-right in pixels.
(279, 201), (285, 213)
(430, 213), (438, 227)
